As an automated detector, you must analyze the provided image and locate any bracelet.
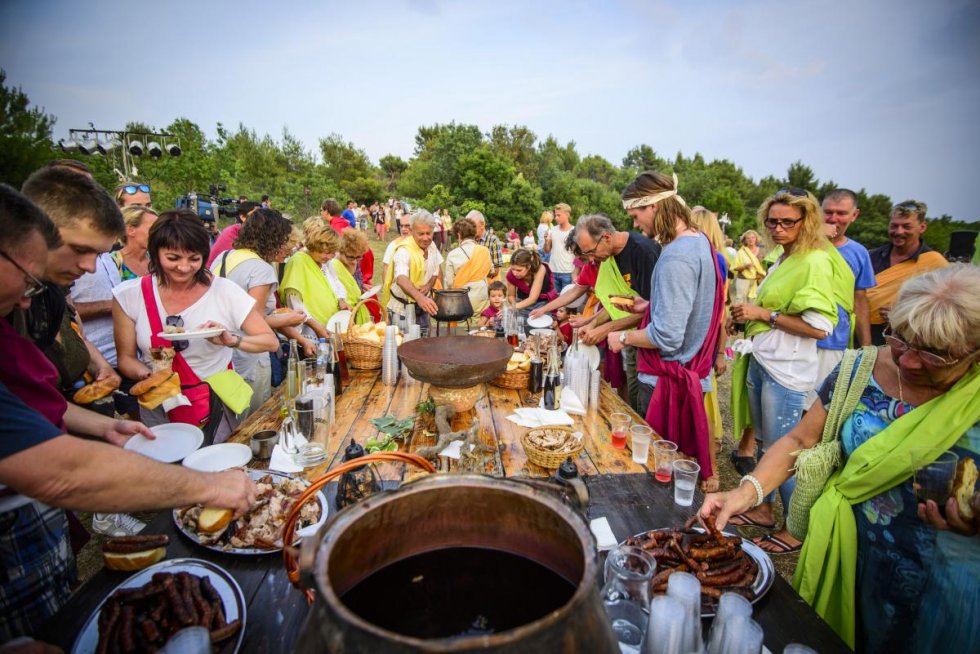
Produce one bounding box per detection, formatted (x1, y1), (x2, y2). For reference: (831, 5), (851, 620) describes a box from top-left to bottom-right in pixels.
(740, 475), (764, 508)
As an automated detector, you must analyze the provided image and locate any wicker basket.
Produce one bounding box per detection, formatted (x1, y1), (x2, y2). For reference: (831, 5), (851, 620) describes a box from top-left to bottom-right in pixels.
(522, 426), (583, 469)
(342, 298), (384, 370)
(490, 367), (531, 389)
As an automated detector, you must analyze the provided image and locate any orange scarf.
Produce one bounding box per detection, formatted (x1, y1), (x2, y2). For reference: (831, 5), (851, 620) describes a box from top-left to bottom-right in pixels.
(867, 251), (947, 324)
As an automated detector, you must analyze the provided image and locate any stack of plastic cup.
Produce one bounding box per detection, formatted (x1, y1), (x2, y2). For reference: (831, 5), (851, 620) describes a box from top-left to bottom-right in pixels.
(563, 347), (590, 411)
(405, 304), (416, 331)
(711, 616), (763, 654)
(706, 592), (754, 654)
(382, 324), (399, 385)
(589, 373), (601, 411)
(666, 571), (702, 654)
(643, 595), (686, 654)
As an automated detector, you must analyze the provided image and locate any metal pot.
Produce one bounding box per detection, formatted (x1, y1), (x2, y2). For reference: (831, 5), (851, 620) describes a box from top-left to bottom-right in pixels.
(432, 288), (473, 322)
(296, 474), (618, 653)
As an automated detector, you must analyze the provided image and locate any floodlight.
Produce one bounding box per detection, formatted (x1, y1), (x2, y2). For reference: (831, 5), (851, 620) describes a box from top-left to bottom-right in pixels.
(129, 140), (144, 156)
(147, 141), (163, 159)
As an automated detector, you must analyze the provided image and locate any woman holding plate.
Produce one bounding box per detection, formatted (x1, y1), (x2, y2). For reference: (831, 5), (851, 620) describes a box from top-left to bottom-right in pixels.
(113, 211), (278, 442)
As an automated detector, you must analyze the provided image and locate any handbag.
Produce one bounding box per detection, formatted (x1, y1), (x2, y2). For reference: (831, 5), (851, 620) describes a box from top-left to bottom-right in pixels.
(786, 346), (877, 541)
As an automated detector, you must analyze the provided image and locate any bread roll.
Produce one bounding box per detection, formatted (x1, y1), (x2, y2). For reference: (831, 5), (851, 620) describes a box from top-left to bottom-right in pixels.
(72, 377), (121, 404)
(198, 507), (234, 534)
(103, 547), (167, 571)
(951, 456), (977, 520)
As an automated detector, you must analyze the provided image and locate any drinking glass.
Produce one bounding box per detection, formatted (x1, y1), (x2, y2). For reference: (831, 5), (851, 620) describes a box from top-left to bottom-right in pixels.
(291, 397), (327, 466)
(610, 413), (631, 450)
(911, 449), (959, 509)
(672, 459), (700, 507)
(602, 545), (656, 654)
(630, 425), (652, 465)
(666, 571), (702, 654)
(653, 440), (678, 483)
(707, 592), (754, 654)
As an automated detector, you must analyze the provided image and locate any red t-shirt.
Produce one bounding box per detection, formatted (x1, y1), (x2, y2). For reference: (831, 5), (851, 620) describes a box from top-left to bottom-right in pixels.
(576, 261), (599, 288)
(0, 316), (67, 430)
(207, 223), (242, 267)
(558, 321), (573, 345)
(329, 215), (351, 235)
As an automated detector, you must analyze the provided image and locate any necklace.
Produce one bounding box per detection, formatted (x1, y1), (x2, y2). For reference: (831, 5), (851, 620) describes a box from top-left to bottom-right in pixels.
(897, 370), (904, 403)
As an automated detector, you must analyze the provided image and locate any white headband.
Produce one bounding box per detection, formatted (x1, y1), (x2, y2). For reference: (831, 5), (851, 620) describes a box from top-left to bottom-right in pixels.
(622, 173), (686, 209)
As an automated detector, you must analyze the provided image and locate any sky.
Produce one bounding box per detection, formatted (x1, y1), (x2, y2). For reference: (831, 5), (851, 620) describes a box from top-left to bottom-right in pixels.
(2, 0), (978, 220)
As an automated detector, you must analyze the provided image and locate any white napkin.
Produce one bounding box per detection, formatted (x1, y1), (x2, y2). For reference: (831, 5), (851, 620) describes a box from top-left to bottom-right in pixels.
(590, 517), (619, 551)
(269, 444), (303, 473)
(558, 387), (586, 416)
(507, 407), (575, 428)
(732, 338), (754, 355)
(438, 439), (476, 460)
(161, 393), (191, 413)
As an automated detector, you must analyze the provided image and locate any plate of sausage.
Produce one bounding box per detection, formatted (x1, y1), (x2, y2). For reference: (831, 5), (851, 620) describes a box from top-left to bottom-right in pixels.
(71, 558), (245, 654)
(620, 516), (774, 617)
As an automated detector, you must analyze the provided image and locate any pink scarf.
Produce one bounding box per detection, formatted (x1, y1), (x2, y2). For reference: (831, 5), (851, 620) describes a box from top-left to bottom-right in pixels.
(637, 241), (724, 478)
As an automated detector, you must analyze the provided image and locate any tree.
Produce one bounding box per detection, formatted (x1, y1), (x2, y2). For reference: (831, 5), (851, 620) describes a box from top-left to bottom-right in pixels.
(0, 70), (57, 188)
(622, 144), (669, 174)
(784, 161), (818, 194)
(574, 155), (618, 186)
(488, 124), (539, 181)
(318, 133), (376, 197)
(378, 154), (407, 193)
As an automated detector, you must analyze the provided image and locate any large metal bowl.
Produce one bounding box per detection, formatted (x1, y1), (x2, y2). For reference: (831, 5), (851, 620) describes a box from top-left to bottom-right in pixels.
(397, 336), (513, 388)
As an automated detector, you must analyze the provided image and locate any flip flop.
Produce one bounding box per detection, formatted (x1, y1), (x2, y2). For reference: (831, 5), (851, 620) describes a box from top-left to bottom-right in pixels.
(729, 450), (757, 476)
(728, 513), (776, 529)
(755, 534), (802, 555)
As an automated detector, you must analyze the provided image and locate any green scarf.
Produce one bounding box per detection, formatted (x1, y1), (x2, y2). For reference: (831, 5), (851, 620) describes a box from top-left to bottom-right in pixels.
(826, 244), (857, 346)
(279, 251), (339, 325)
(330, 258), (370, 324)
(732, 247), (840, 437)
(793, 363), (980, 648)
(595, 256), (638, 321)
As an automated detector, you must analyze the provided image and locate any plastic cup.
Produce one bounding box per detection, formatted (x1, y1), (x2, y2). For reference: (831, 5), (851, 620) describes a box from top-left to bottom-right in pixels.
(644, 595), (686, 654)
(673, 459), (700, 507)
(630, 425), (652, 465)
(666, 571), (702, 653)
(653, 440), (678, 483)
(610, 413), (631, 450)
(911, 449), (958, 509)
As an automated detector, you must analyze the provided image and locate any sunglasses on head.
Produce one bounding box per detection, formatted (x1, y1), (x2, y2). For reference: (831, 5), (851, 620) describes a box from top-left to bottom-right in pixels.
(165, 315), (189, 352)
(776, 187), (808, 198)
(122, 184), (151, 195)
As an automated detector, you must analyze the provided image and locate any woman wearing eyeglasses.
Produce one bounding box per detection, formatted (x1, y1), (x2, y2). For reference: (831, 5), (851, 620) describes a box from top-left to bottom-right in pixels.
(211, 209), (311, 416)
(113, 211), (278, 442)
(725, 189), (850, 553)
(505, 248), (557, 313)
(703, 264), (980, 652)
(333, 228), (373, 324)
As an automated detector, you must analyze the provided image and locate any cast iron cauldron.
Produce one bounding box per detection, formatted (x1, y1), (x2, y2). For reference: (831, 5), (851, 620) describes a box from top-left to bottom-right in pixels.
(295, 474), (618, 653)
(432, 288), (474, 322)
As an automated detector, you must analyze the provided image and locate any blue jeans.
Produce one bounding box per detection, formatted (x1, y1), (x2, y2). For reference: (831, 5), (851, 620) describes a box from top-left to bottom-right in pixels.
(552, 272), (573, 295)
(745, 357), (806, 508)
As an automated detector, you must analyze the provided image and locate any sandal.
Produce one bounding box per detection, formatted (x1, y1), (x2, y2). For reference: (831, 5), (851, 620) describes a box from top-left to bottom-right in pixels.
(754, 533), (802, 555)
(728, 513), (776, 529)
(729, 450), (757, 476)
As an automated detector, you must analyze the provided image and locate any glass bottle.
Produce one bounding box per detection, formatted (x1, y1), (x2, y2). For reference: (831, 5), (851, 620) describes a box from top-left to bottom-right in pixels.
(542, 339), (562, 410)
(286, 338), (300, 401)
(602, 545), (655, 654)
(330, 333), (345, 396)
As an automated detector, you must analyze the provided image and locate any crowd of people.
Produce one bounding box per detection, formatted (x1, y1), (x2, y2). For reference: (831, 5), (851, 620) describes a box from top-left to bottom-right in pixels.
(0, 157), (976, 652)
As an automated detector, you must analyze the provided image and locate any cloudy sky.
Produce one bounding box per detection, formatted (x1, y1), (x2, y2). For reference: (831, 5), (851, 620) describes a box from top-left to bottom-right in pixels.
(2, 0), (978, 220)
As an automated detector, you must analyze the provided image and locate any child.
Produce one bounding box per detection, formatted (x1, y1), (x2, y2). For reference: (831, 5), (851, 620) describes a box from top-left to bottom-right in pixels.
(478, 281), (507, 328)
(556, 306), (577, 345)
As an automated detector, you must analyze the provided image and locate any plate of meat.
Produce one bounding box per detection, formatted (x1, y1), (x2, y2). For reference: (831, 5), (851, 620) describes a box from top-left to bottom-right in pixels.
(173, 470), (327, 555)
(71, 558), (245, 654)
(620, 516), (774, 617)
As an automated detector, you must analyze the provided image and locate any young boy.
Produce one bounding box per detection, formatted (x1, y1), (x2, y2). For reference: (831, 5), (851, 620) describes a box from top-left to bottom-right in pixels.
(478, 281), (508, 328)
(556, 305), (577, 345)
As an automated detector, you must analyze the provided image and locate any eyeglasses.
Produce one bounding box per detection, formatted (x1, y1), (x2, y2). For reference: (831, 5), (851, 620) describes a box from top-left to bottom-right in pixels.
(165, 315), (189, 352)
(0, 248), (46, 298)
(122, 184), (151, 195)
(578, 234), (607, 257)
(883, 326), (975, 368)
(764, 217), (805, 230)
(777, 187), (808, 197)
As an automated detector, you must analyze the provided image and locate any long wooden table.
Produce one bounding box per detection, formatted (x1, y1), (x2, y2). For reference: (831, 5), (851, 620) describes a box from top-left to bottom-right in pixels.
(41, 370), (850, 653)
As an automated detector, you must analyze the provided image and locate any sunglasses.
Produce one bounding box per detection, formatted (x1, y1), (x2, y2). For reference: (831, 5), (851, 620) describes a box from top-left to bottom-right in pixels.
(122, 184), (151, 195)
(0, 248), (46, 298)
(777, 187), (808, 197)
(165, 315), (189, 352)
(883, 326), (975, 368)
(764, 217), (805, 230)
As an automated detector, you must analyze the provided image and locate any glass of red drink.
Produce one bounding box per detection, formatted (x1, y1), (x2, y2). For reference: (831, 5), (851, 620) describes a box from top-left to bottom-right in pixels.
(610, 413), (631, 449)
(653, 440), (678, 483)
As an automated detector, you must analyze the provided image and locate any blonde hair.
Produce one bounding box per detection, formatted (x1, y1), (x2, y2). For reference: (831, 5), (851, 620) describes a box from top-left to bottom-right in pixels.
(690, 207), (724, 252)
(539, 211), (554, 225)
(119, 205), (158, 245)
(888, 264), (980, 357)
(756, 189), (827, 255)
(339, 227), (369, 258)
(621, 170), (691, 243)
(304, 218), (340, 254)
(739, 229), (761, 246)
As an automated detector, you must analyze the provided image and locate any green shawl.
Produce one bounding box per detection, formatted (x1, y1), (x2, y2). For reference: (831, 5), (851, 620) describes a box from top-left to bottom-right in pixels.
(731, 247), (840, 438)
(595, 256), (638, 321)
(793, 363), (980, 648)
(330, 258), (370, 324)
(279, 251), (339, 325)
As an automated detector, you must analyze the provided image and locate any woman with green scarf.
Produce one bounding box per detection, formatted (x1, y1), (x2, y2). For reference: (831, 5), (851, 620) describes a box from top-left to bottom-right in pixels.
(332, 228), (372, 325)
(703, 264), (980, 652)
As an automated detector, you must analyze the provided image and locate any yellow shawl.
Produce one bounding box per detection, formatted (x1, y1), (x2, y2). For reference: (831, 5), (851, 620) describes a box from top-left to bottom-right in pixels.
(867, 251), (947, 324)
(450, 241), (492, 313)
(330, 258), (370, 324)
(279, 251), (339, 325)
(382, 237), (425, 307)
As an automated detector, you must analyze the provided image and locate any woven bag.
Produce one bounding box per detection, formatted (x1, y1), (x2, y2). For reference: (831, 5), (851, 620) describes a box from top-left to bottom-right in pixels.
(786, 346), (877, 541)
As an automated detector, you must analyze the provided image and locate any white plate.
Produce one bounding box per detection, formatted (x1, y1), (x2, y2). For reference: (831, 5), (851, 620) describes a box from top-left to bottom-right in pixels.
(576, 343), (601, 370)
(174, 469), (328, 555)
(182, 443), (252, 472)
(326, 309), (352, 333)
(124, 423), (204, 463)
(360, 284), (381, 300)
(527, 314), (554, 329)
(71, 558), (246, 654)
(156, 328), (225, 341)
(530, 328), (555, 338)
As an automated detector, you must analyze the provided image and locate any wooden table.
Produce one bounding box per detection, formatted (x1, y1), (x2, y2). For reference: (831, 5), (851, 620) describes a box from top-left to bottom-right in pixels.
(40, 370), (850, 653)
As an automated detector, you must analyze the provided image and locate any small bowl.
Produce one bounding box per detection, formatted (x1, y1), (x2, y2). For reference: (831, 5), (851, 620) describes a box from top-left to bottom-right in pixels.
(250, 430), (279, 460)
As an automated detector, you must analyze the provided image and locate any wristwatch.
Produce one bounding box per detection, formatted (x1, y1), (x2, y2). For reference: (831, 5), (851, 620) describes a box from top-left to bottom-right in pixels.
(768, 310), (781, 329)
(229, 334), (244, 349)
(619, 332), (627, 346)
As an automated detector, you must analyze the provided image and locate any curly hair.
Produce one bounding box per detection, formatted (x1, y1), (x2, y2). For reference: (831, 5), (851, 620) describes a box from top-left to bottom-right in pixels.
(756, 188), (827, 255)
(148, 210), (212, 286)
(234, 208), (292, 261)
(339, 227), (369, 258)
(304, 218), (340, 254)
(453, 217), (477, 241)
